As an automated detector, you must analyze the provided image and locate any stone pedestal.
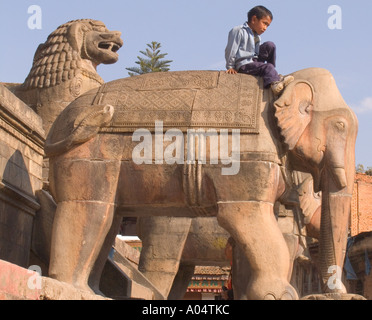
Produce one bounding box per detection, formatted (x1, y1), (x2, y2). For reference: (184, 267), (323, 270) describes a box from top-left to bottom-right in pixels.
(0, 259), (109, 300)
(301, 293), (366, 300)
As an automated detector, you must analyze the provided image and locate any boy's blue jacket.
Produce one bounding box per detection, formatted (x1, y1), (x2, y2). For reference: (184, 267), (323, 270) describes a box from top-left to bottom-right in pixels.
(225, 22), (261, 71)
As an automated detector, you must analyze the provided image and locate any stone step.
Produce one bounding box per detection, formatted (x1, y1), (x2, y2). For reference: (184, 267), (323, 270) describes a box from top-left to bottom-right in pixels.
(0, 259), (109, 300)
(107, 243), (165, 300)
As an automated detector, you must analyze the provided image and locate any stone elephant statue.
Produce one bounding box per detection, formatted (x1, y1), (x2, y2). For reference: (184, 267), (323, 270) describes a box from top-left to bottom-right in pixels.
(45, 68), (358, 300)
(136, 171), (321, 300)
(137, 206), (307, 299)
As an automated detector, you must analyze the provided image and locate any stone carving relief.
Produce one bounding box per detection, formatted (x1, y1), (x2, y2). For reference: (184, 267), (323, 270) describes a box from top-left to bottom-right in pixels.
(92, 71), (262, 133)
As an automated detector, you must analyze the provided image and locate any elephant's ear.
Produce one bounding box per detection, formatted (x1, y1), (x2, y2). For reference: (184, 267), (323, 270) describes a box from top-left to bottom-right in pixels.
(274, 81), (314, 150)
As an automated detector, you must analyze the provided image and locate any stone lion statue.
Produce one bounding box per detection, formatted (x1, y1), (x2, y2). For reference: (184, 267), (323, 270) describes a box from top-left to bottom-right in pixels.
(11, 19), (123, 134)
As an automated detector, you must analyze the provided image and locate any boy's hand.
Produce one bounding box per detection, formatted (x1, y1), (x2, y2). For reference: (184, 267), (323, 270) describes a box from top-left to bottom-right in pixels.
(226, 68), (238, 74)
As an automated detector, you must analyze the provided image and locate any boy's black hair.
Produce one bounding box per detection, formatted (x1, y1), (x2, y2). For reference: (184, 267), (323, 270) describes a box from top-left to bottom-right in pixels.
(247, 5), (273, 22)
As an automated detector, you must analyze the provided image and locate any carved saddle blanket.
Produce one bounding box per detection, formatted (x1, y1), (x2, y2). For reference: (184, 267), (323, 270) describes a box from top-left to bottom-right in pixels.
(93, 71), (263, 133)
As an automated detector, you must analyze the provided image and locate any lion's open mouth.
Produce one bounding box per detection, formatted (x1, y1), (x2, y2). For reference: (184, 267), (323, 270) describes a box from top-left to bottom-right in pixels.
(98, 41), (121, 53)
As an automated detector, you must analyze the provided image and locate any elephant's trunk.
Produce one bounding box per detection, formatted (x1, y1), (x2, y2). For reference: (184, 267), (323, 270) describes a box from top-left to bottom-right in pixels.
(319, 169), (351, 293)
(318, 114), (357, 293)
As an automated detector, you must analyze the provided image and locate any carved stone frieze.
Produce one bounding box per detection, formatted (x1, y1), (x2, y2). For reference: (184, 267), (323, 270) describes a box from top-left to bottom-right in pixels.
(96, 71), (262, 133)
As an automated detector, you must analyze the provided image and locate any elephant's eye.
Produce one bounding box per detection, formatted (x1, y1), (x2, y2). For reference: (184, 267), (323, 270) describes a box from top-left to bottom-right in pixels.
(336, 121), (345, 131)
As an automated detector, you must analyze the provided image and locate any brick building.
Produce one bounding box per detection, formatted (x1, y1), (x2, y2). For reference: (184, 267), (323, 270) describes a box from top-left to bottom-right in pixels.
(346, 173), (372, 299)
(183, 266), (229, 300)
(351, 173), (372, 237)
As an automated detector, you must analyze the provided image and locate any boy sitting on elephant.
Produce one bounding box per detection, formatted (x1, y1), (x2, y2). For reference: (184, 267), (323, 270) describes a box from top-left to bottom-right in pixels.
(225, 5), (293, 95)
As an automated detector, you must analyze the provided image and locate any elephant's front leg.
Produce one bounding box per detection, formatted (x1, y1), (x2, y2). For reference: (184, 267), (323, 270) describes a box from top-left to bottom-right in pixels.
(216, 161), (299, 300)
(48, 136), (122, 292)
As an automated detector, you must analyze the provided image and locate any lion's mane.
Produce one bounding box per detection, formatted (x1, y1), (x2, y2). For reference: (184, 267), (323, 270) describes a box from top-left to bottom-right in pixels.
(22, 19), (106, 90)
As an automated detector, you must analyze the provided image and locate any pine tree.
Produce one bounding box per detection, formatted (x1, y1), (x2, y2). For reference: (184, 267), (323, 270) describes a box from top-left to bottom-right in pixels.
(356, 164), (365, 173)
(126, 41), (173, 76)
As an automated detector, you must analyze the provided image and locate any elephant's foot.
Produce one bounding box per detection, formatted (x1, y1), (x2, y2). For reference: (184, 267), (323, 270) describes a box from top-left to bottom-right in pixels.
(217, 201), (299, 300)
(249, 277), (298, 300)
(49, 200), (116, 292)
(49, 272), (96, 294)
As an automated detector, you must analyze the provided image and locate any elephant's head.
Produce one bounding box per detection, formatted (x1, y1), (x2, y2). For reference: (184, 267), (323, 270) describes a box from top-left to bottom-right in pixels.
(274, 68), (358, 293)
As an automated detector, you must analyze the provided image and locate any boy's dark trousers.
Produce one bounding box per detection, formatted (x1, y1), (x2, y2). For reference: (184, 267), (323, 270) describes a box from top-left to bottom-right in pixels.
(238, 41), (280, 88)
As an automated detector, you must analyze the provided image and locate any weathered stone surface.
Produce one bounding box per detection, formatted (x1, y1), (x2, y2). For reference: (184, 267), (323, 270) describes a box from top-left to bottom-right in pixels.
(301, 293), (366, 300)
(181, 217), (229, 265)
(41, 276), (110, 300)
(0, 259), (109, 300)
(30, 189), (57, 274)
(0, 84), (45, 267)
(94, 71), (262, 133)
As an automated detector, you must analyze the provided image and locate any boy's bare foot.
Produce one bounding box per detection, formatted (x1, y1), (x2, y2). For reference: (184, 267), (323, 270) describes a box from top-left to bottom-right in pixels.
(271, 75), (294, 95)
